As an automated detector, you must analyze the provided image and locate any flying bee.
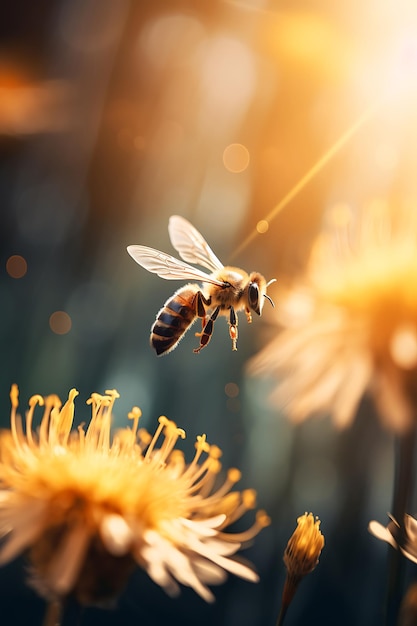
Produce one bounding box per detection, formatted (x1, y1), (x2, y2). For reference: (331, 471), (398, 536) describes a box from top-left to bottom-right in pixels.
(127, 215), (276, 355)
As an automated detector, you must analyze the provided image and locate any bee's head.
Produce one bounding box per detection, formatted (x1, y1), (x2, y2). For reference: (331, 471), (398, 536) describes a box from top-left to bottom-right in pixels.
(247, 273), (276, 315)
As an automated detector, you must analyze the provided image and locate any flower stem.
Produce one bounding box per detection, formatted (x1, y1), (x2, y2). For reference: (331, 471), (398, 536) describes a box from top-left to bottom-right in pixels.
(43, 601), (62, 626)
(276, 604), (288, 626)
(385, 427), (417, 626)
(276, 574), (300, 626)
(42, 598), (82, 626)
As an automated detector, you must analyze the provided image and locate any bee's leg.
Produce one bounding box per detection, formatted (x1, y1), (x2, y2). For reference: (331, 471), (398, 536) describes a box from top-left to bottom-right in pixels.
(228, 306), (238, 351)
(245, 307), (252, 324)
(193, 291), (211, 336)
(194, 306), (220, 353)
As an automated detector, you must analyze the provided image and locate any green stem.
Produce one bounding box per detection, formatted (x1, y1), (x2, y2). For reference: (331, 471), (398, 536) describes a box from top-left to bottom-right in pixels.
(385, 427), (417, 626)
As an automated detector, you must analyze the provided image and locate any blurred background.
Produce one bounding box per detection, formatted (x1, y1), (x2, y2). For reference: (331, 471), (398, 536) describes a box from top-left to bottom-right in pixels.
(2, 0), (417, 624)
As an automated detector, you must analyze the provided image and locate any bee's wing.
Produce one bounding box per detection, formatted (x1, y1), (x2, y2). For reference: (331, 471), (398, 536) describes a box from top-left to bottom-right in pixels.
(127, 245), (225, 286)
(168, 215), (224, 272)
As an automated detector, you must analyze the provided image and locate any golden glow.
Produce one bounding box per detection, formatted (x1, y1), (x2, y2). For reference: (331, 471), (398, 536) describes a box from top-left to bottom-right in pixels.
(311, 208), (417, 315)
(390, 324), (417, 369)
(232, 94), (383, 258)
(140, 14), (204, 70)
(262, 11), (356, 81)
(223, 143), (250, 173)
(325, 202), (353, 229)
(49, 311), (72, 335)
(6, 255), (27, 279)
(199, 36), (256, 116)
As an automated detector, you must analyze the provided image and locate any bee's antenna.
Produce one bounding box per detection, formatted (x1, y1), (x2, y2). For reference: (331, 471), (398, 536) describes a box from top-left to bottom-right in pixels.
(263, 293), (275, 308)
(264, 278), (276, 308)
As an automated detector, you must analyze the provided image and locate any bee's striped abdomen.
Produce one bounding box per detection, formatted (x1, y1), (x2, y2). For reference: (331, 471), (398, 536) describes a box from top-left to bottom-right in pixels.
(150, 286), (200, 356)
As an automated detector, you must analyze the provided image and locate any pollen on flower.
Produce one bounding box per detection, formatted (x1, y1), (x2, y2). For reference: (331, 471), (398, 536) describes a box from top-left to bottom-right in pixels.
(0, 385), (269, 609)
(228, 468), (242, 483)
(243, 489), (257, 509)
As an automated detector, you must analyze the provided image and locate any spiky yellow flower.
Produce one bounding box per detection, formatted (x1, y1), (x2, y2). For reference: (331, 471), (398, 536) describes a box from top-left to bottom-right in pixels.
(277, 513), (324, 625)
(0, 385), (270, 608)
(284, 512), (324, 579)
(250, 201), (417, 431)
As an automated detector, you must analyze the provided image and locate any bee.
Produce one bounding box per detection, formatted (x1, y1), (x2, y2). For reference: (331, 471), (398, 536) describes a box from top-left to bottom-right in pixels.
(127, 215), (275, 355)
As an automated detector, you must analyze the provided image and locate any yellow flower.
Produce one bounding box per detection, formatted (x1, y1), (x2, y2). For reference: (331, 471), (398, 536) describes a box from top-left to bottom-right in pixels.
(284, 512), (325, 580)
(250, 201), (417, 431)
(277, 513), (324, 625)
(0, 385), (270, 607)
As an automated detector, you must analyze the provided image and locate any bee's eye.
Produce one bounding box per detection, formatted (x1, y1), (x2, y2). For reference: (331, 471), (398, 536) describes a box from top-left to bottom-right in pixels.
(248, 282), (259, 309)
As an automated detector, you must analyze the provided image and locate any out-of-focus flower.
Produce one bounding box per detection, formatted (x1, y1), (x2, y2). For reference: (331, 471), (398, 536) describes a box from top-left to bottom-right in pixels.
(0, 69), (72, 135)
(0, 386), (270, 610)
(250, 201), (417, 431)
(369, 514), (417, 563)
(277, 513), (324, 625)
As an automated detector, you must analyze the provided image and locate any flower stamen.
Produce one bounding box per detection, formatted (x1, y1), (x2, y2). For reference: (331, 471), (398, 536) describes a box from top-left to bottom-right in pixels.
(0, 386), (269, 609)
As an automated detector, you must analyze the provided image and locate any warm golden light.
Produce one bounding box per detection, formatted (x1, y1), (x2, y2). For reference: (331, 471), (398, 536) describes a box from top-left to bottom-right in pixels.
(140, 13), (204, 71)
(49, 311), (72, 335)
(6, 255), (27, 279)
(199, 36), (256, 117)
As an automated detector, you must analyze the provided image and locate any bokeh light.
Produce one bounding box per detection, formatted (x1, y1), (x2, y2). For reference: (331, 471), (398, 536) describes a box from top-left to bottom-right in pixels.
(256, 219), (269, 234)
(225, 381), (240, 398)
(49, 311), (72, 335)
(6, 255), (27, 279)
(223, 143), (250, 173)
